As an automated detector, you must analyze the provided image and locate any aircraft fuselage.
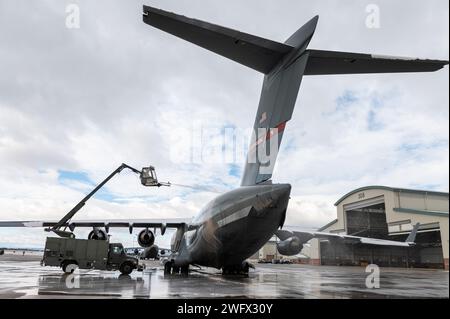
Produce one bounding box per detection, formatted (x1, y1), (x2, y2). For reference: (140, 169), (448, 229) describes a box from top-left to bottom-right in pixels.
(171, 184), (291, 269)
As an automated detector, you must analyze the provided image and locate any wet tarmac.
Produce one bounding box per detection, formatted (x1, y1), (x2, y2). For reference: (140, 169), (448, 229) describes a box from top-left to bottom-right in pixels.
(0, 254), (448, 299)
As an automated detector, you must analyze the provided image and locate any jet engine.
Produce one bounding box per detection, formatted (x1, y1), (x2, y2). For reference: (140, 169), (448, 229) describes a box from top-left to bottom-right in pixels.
(276, 236), (303, 256)
(88, 228), (107, 240)
(138, 229), (155, 247)
(141, 245), (159, 259)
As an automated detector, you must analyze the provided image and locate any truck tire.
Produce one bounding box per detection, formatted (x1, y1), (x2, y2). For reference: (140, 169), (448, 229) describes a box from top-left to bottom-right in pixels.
(119, 262), (134, 275)
(62, 260), (78, 274)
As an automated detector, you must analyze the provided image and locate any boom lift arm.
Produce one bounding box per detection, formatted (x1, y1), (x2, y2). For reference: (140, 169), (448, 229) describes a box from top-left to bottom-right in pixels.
(47, 163), (170, 238)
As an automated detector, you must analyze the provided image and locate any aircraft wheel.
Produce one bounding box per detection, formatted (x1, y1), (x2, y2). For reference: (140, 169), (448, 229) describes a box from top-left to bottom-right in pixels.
(242, 262), (250, 274)
(181, 265), (189, 276)
(222, 263), (250, 276)
(164, 261), (173, 274)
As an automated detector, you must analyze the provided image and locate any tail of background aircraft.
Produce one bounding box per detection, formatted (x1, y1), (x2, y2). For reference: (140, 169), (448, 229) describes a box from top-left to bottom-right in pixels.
(406, 223), (420, 244)
(143, 6), (448, 186)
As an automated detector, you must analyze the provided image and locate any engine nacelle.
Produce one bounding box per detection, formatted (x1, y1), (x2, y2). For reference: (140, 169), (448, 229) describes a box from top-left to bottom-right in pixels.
(138, 229), (155, 247)
(277, 236), (303, 256)
(88, 228), (107, 240)
(141, 245), (159, 259)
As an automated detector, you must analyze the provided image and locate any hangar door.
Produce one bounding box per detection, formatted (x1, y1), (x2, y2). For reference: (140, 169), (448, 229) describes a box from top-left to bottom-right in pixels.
(321, 196), (391, 267)
(344, 196), (389, 239)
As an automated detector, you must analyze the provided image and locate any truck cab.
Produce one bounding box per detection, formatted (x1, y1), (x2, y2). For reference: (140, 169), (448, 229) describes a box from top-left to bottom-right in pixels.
(107, 243), (140, 274)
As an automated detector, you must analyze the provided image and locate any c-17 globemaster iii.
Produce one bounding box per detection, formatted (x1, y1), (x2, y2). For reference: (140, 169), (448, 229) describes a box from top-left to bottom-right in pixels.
(0, 5), (447, 275)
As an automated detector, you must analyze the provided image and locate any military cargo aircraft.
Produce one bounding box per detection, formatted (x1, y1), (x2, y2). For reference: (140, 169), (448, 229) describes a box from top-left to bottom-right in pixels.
(0, 5), (447, 275)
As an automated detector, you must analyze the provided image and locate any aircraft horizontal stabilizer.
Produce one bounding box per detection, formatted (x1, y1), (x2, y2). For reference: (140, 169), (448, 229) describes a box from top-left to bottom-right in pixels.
(143, 5), (293, 74)
(304, 50), (449, 75)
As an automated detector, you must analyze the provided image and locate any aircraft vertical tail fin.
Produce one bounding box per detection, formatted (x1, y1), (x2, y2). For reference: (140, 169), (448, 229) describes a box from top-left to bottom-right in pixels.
(143, 5), (318, 186)
(406, 223), (420, 243)
(240, 17), (319, 185)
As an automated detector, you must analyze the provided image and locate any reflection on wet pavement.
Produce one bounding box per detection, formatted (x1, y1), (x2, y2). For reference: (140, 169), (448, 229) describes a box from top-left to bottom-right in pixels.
(0, 259), (448, 299)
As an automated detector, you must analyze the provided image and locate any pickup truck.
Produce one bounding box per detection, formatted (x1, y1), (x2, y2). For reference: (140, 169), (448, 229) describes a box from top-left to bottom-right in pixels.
(42, 237), (144, 275)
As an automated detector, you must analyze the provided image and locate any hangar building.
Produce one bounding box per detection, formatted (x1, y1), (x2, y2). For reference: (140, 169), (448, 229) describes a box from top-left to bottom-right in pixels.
(257, 186), (449, 269)
(307, 186), (449, 270)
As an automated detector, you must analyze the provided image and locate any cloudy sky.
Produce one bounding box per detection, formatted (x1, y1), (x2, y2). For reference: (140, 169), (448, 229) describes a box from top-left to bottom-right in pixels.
(0, 0), (448, 248)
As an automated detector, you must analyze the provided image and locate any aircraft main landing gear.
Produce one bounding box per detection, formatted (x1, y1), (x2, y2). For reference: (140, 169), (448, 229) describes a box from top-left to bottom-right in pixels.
(222, 261), (254, 276)
(164, 261), (172, 274)
(164, 260), (189, 276)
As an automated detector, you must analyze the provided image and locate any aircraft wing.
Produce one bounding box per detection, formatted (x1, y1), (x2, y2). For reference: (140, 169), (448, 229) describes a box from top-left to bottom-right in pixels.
(305, 49), (449, 75)
(0, 218), (191, 233)
(276, 223), (420, 248)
